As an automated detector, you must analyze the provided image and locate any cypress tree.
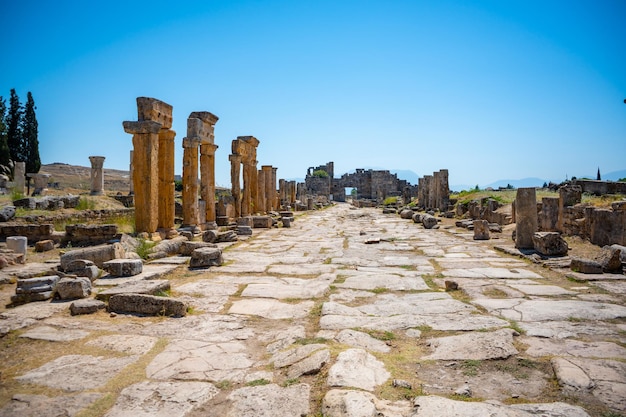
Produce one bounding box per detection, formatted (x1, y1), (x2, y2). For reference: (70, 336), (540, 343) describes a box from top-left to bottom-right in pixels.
(22, 92), (40, 174)
(6, 89), (23, 163)
(0, 96), (10, 169)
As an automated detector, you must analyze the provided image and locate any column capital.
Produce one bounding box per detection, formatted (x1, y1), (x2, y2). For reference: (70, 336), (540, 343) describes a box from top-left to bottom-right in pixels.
(182, 137), (202, 148)
(200, 143), (219, 154)
(123, 120), (162, 134)
(229, 154), (242, 163)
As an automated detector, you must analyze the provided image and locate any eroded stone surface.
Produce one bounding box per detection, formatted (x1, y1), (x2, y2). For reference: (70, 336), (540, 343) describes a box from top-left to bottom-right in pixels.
(423, 328), (518, 360)
(0, 393), (103, 417)
(327, 348), (390, 391)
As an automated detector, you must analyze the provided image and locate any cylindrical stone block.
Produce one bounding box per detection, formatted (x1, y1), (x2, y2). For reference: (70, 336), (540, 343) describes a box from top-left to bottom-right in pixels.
(89, 156), (105, 196)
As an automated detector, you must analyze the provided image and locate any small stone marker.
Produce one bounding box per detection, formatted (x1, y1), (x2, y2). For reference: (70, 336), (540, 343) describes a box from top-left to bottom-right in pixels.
(473, 220), (490, 240)
(6, 236), (27, 262)
(102, 259), (143, 277)
(35, 239), (55, 252)
(532, 232), (568, 256)
(56, 277), (91, 300)
(70, 299), (106, 315)
(189, 247), (223, 268)
(108, 293), (187, 317)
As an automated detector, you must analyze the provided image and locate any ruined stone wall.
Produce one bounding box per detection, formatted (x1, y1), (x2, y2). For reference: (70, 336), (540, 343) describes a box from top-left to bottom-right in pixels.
(417, 169), (450, 211)
(573, 179), (626, 196)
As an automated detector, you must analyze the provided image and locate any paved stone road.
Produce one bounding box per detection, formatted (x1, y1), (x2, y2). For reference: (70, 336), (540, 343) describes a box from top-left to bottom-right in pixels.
(1, 203), (625, 416)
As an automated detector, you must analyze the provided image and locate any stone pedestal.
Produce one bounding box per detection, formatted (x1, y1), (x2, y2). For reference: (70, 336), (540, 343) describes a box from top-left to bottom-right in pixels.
(6, 236), (27, 263)
(89, 156), (105, 196)
(515, 188), (538, 249)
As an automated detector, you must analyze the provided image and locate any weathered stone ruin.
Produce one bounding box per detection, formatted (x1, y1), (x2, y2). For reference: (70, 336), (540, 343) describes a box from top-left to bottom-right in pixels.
(416, 169), (450, 212)
(89, 156), (105, 196)
(182, 111), (219, 230)
(123, 97), (176, 235)
(304, 161), (416, 205)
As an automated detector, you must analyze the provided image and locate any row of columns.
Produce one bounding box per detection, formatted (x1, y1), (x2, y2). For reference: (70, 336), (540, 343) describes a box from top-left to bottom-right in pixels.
(229, 136), (278, 218)
(124, 97), (280, 235)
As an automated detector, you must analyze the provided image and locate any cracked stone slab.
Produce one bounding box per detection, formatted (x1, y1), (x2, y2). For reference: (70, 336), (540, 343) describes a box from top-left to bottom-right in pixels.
(592, 280), (626, 294)
(561, 358), (626, 412)
(412, 395), (591, 417)
(86, 334), (158, 355)
(552, 357), (595, 391)
(174, 281), (240, 312)
(16, 354), (139, 391)
(223, 383), (310, 417)
(423, 328), (518, 360)
(334, 272), (429, 291)
(327, 348), (390, 391)
(0, 393), (103, 417)
(241, 275), (333, 299)
(271, 343), (327, 368)
(474, 298), (626, 322)
(443, 267), (543, 279)
(140, 314), (254, 343)
(507, 284), (577, 296)
(229, 299), (314, 319)
(335, 329), (391, 353)
(286, 348), (331, 379)
(147, 339), (254, 383)
(566, 271), (626, 282)
(266, 263), (335, 275)
(519, 321), (623, 339)
(0, 301), (70, 336)
(19, 325), (89, 342)
(95, 279), (170, 301)
(105, 380), (219, 417)
(322, 389), (412, 417)
(522, 337), (626, 359)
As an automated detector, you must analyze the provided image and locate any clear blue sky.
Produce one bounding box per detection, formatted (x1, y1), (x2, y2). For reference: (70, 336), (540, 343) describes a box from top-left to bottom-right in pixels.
(2, 0), (625, 189)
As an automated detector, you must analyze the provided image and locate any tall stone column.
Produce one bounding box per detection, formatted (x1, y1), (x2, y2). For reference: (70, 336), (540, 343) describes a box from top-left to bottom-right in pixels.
(201, 143), (219, 226)
(515, 187), (538, 249)
(257, 168), (266, 214)
(123, 120), (161, 233)
(229, 154), (242, 219)
(279, 179), (286, 207)
(241, 161), (252, 217)
(158, 129), (176, 231)
(89, 156), (106, 196)
(128, 150), (134, 195)
(271, 167), (278, 210)
(262, 165), (273, 213)
(13, 161), (25, 194)
(182, 134), (200, 227)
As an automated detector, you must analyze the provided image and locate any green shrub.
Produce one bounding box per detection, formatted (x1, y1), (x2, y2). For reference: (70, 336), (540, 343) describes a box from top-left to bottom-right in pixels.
(382, 196), (398, 205)
(312, 169), (329, 178)
(76, 197), (96, 210)
(136, 239), (156, 259)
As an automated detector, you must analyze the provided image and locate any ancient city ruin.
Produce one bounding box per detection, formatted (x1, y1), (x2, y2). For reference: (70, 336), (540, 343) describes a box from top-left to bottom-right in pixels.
(0, 96), (624, 416)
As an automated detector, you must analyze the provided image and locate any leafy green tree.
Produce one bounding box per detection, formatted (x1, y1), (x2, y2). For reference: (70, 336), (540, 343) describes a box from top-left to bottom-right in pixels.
(312, 169), (329, 178)
(6, 89), (23, 163)
(0, 96), (10, 169)
(22, 92), (40, 174)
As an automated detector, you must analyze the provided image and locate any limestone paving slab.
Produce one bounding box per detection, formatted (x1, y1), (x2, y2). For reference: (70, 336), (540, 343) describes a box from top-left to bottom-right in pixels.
(474, 298), (626, 322)
(17, 354), (139, 391)
(522, 337), (626, 359)
(506, 284), (577, 296)
(241, 275), (333, 299)
(19, 325), (89, 342)
(0, 393), (103, 417)
(422, 328), (518, 360)
(140, 314), (254, 343)
(327, 348), (390, 391)
(148, 256), (190, 265)
(104, 381), (219, 417)
(566, 271), (626, 282)
(229, 298), (314, 319)
(335, 329), (391, 352)
(86, 334), (158, 355)
(222, 383), (310, 417)
(267, 263), (335, 275)
(592, 280), (626, 294)
(174, 281), (240, 312)
(0, 301), (71, 336)
(95, 279), (170, 300)
(334, 272), (430, 291)
(519, 320), (625, 340)
(564, 358), (626, 412)
(322, 389), (412, 417)
(412, 395), (591, 417)
(147, 339), (254, 382)
(443, 267), (543, 279)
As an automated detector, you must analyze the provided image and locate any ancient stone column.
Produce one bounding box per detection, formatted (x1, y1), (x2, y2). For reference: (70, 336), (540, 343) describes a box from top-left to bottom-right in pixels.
(279, 179), (286, 207)
(13, 161), (25, 194)
(201, 143), (219, 226)
(257, 168), (266, 214)
(436, 169), (449, 210)
(158, 129), (176, 231)
(89, 156), (105, 196)
(515, 187), (538, 249)
(289, 181), (297, 205)
(229, 154), (242, 219)
(123, 120), (161, 233)
(271, 167), (278, 210)
(128, 150), (134, 195)
(262, 165), (273, 213)
(182, 120), (201, 227)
